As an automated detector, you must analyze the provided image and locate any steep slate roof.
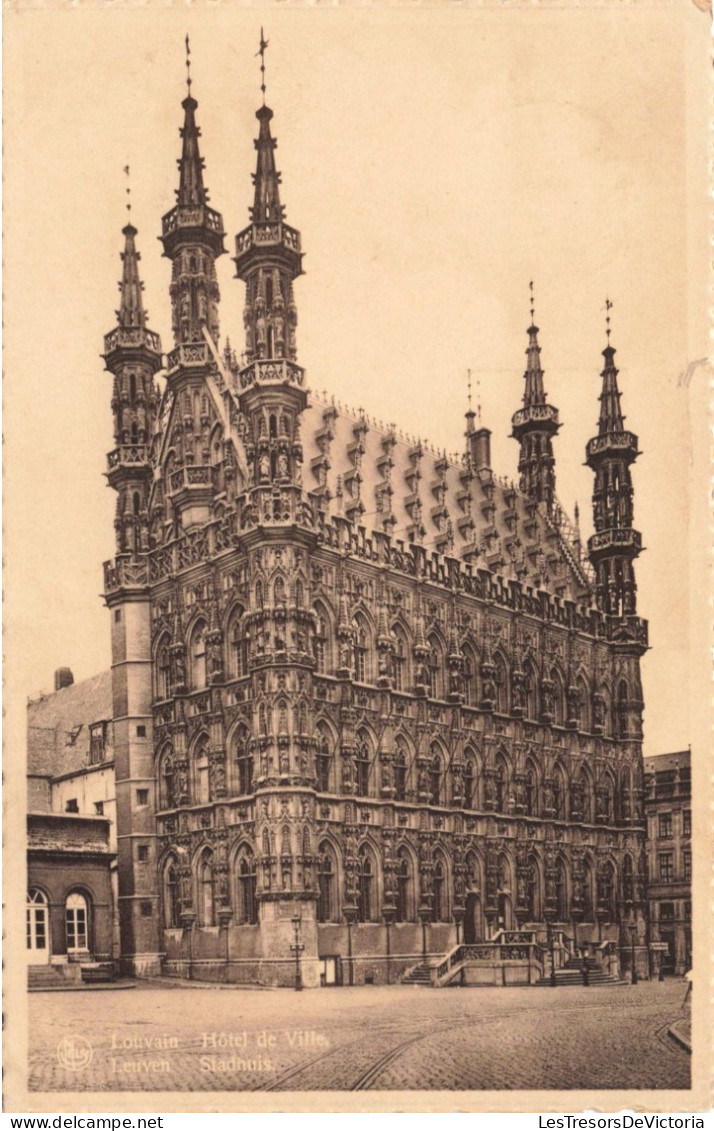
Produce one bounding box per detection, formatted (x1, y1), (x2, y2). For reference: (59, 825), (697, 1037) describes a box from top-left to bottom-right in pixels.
(27, 670), (113, 779)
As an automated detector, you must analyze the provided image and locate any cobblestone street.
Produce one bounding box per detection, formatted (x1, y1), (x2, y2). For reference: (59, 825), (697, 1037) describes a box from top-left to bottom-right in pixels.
(29, 979), (690, 1093)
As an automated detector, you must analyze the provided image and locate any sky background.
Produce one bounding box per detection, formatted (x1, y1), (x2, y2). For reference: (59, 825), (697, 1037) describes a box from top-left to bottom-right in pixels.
(5, 3), (709, 756)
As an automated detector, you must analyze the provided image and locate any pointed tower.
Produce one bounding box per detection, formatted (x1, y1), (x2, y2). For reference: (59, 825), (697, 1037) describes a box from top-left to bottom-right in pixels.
(585, 322), (642, 617)
(233, 76), (306, 519)
(159, 53), (227, 529)
(511, 287), (560, 512)
(105, 219), (162, 554)
(103, 212), (163, 976)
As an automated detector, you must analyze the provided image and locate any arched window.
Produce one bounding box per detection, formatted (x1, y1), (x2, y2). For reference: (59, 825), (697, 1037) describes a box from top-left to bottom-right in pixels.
(392, 625), (408, 692)
(273, 575), (286, 606)
(65, 892), (89, 953)
(395, 849), (413, 923)
(233, 728), (253, 796)
(552, 668), (566, 726)
(157, 640), (171, 700)
(602, 775), (615, 824)
(227, 608), (248, 679)
(355, 732), (371, 797)
(238, 852), (258, 924)
(356, 846), (375, 923)
(600, 862), (616, 921)
(555, 859), (568, 921)
(394, 738), (408, 802)
(190, 621), (207, 691)
(494, 654), (509, 713)
(26, 889), (49, 959)
(524, 661), (538, 720)
(353, 614), (371, 684)
(525, 759), (538, 816)
(432, 858), (446, 922)
(616, 681), (629, 739)
(159, 746), (175, 810)
(429, 745), (442, 806)
(553, 764), (567, 820)
(582, 859), (594, 921)
(577, 675), (590, 732)
(312, 606), (329, 673)
(580, 767), (593, 824)
(427, 636), (443, 700)
(194, 736), (211, 805)
(315, 727), (331, 792)
(526, 857), (540, 920)
(622, 855), (634, 904)
(198, 852), (216, 927)
(163, 860), (181, 928)
(494, 755), (507, 812)
(462, 646), (478, 707)
(317, 845), (336, 923)
(463, 757), (475, 810)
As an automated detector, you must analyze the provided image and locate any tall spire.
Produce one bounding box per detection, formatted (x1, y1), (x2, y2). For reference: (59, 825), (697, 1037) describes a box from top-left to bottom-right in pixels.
(104, 196), (162, 558)
(176, 34), (207, 208)
(232, 35), (307, 519)
(117, 167), (147, 330)
(510, 282), (560, 511)
(585, 303), (642, 619)
(160, 42), (226, 347)
(596, 300), (626, 435)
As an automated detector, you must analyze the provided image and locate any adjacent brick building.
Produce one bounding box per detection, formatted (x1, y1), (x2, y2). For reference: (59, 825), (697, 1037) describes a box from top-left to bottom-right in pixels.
(644, 750), (691, 976)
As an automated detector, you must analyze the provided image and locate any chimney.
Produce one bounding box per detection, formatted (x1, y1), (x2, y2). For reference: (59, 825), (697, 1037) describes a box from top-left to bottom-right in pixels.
(469, 426), (491, 473)
(54, 667), (74, 691)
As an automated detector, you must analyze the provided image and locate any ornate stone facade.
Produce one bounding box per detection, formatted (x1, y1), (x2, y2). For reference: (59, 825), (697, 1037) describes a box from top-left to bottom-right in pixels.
(102, 59), (649, 986)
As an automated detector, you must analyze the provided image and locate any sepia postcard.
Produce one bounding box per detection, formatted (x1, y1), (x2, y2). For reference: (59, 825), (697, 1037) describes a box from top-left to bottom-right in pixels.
(3, 0), (712, 1115)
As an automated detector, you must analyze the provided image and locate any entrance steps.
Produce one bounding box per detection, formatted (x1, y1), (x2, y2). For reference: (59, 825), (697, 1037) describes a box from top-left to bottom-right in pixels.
(401, 963), (434, 986)
(535, 959), (624, 987)
(28, 966), (73, 989)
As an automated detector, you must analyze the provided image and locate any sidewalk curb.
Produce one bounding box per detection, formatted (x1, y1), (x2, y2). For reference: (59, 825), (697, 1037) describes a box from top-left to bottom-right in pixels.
(667, 1018), (692, 1054)
(28, 982), (136, 993)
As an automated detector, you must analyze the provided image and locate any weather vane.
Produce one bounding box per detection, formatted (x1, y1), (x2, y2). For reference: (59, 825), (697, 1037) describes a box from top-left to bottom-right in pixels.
(123, 164), (131, 217)
(605, 296), (613, 341)
(185, 34), (192, 95)
(257, 28), (269, 104)
(467, 369), (472, 414)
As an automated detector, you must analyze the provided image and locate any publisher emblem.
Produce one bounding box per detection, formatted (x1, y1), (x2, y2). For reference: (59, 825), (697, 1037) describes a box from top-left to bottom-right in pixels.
(57, 1035), (93, 1072)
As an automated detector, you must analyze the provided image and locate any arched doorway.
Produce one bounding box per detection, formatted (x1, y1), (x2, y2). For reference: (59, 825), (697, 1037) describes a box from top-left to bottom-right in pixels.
(27, 889), (50, 965)
(464, 892), (483, 944)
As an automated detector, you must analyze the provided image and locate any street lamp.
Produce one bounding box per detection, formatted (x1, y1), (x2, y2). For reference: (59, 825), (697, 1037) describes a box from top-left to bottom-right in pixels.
(629, 923), (638, 986)
(548, 921), (557, 987)
(290, 914), (304, 992)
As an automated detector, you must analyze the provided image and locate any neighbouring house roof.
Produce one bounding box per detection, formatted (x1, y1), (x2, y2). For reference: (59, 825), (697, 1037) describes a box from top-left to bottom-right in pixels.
(27, 670), (113, 780)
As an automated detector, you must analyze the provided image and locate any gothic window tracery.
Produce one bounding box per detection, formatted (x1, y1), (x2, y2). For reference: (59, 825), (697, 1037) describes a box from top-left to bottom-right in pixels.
(394, 737), (408, 802)
(355, 732), (371, 797)
(227, 607), (248, 679)
(432, 856), (447, 922)
(395, 848), (413, 922)
(429, 744), (443, 806)
(189, 620), (208, 691)
(315, 726), (331, 792)
(159, 746), (175, 810)
(237, 849), (258, 924)
(356, 846), (375, 923)
(194, 735), (211, 805)
(317, 844), (337, 922)
(163, 858), (181, 928)
(198, 850), (216, 927)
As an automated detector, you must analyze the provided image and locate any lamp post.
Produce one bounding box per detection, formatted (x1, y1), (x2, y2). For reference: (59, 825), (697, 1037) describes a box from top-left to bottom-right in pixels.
(290, 915), (304, 992)
(629, 923), (638, 986)
(548, 920), (557, 987)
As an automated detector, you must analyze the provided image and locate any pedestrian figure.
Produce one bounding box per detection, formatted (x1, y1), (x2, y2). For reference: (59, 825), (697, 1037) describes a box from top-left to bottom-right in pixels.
(581, 959), (589, 987)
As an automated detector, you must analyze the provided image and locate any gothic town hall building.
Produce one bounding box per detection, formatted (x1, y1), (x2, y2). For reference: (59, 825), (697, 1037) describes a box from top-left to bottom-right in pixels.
(103, 60), (649, 987)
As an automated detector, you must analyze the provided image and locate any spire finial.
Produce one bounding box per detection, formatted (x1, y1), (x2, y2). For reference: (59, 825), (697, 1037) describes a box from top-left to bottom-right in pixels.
(476, 373), (482, 422)
(467, 369), (472, 413)
(257, 27), (269, 105)
(605, 296), (613, 342)
(185, 34), (192, 96)
(529, 279), (535, 326)
(123, 164), (132, 219)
